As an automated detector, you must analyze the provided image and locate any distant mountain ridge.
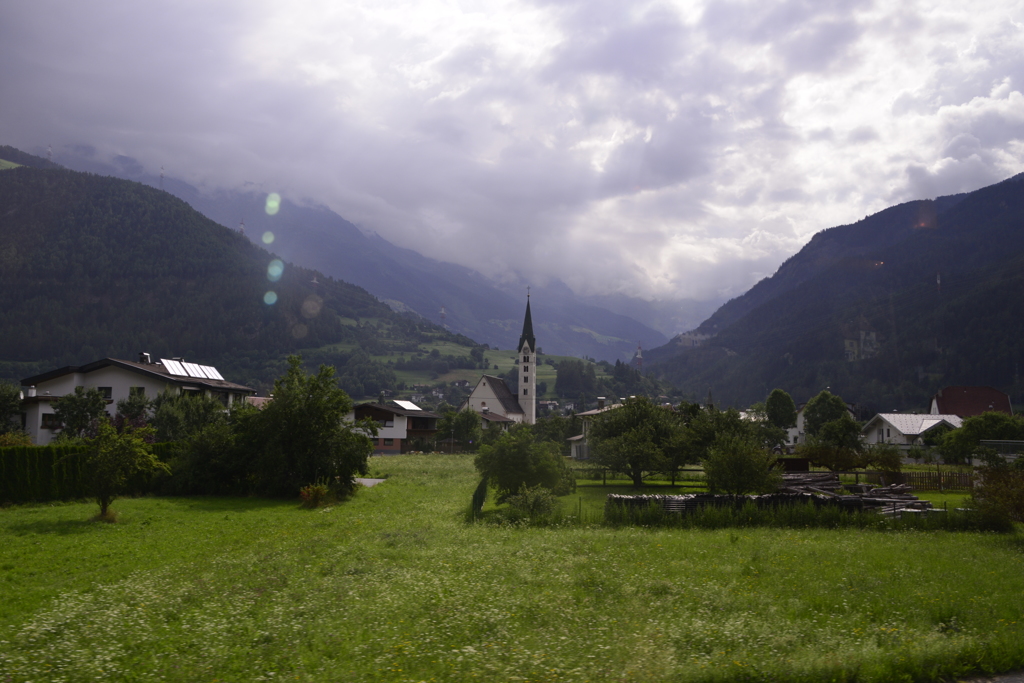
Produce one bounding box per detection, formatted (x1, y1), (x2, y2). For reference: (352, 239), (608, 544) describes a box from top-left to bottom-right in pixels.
(40, 145), (690, 361)
(647, 173), (1024, 414)
(0, 154), (477, 394)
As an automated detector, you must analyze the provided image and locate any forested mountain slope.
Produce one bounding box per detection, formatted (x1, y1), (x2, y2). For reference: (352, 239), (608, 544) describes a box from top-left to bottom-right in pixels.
(647, 173), (1024, 414)
(46, 146), (670, 360)
(0, 160), (474, 393)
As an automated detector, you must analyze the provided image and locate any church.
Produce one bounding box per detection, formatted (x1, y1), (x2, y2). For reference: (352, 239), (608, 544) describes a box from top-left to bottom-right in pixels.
(461, 296), (536, 426)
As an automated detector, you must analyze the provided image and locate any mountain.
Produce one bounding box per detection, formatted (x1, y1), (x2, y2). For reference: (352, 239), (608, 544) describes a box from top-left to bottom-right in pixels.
(47, 145), (670, 361)
(0, 155), (480, 395)
(647, 174), (1024, 414)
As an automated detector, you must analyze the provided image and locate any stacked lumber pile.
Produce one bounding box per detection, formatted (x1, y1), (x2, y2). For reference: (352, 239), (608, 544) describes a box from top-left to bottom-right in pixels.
(607, 477), (935, 516)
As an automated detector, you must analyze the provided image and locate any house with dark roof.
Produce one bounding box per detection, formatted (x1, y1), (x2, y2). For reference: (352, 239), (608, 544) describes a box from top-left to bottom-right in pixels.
(930, 386), (1013, 418)
(349, 400), (440, 454)
(20, 354), (255, 445)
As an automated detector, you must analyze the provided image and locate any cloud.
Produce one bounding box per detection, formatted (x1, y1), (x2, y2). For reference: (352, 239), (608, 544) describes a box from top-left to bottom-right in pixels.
(1, 0), (1023, 303)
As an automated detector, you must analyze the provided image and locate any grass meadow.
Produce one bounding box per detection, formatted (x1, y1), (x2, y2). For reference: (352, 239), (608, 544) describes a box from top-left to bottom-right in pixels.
(2, 454), (1023, 682)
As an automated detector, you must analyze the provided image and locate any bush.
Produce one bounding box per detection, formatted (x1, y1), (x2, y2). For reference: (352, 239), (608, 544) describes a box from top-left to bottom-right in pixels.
(703, 434), (781, 496)
(474, 425), (575, 501)
(299, 481), (333, 509)
(968, 460), (1024, 526)
(506, 484), (557, 517)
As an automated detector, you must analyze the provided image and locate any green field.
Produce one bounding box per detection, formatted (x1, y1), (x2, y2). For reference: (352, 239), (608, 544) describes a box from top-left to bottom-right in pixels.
(0, 159), (20, 171)
(2, 454), (1023, 682)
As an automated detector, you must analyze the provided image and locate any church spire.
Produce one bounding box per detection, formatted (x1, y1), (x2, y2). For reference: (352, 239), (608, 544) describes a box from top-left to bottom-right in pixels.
(518, 292), (536, 352)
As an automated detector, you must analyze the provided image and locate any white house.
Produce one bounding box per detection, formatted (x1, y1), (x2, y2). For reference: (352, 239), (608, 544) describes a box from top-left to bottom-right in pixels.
(349, 400), (439, 454)
(860, 413), (963, 449)
(462, 374), (525, 423)
(20, 354), (255, 445)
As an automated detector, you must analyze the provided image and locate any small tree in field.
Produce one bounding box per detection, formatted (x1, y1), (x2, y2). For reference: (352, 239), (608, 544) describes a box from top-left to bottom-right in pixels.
(84, 420), (170, 519)
(235, 356), (376, 497)
(474, 424), (575, 502)
(703, 434), (781, 497)
(765, 389), (797, 431)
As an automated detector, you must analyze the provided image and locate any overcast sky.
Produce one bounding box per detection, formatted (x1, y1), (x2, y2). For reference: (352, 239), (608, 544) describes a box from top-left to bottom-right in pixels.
(2, 0), (1023, 302)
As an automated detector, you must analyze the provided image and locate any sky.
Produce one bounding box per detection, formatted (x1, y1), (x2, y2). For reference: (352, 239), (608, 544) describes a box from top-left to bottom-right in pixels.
(2, 0), (1024, 303)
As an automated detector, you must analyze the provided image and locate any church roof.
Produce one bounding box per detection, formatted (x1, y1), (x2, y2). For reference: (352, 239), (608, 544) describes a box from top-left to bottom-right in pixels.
(518, 297), (536, 352)
(480, 374), (524, 416)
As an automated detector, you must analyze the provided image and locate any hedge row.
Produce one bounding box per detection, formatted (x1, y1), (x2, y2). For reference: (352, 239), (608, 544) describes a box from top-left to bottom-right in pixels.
(0, 442), (177, 504)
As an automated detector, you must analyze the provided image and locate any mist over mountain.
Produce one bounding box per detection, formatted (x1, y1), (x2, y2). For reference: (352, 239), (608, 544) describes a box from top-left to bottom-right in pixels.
(46, 145), (684, 361)
(0, 152), (480, 395)
(647, 173), (1024, 414)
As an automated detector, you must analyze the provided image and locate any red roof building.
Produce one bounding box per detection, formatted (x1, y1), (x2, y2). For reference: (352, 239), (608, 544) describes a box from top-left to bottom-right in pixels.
(929, 386), (1012, 418)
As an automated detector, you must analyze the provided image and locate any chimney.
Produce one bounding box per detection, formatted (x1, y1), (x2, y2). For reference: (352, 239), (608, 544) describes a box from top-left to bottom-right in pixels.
(597, 397), (605, 410)
(27, 386), (36, 398)
(482, 406), (489, 413)
(139, 352), (152, 364)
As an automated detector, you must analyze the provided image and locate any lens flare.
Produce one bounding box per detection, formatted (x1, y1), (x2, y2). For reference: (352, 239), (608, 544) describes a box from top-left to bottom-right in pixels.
(267, 259), (284, 282)
(265, 192), (281, 215)
(301, 294), (323, 319)
(291, 323), (309, 339)
(262, 231), (275, 244)
(264, 291), (278, 305)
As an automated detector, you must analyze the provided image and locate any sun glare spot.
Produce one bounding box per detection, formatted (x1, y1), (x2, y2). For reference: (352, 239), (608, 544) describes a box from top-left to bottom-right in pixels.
(267, 259), (284, 282)
(265, 192), (281, 215)
(301, 295), (323, 319)
(262, 231), (275, 244)
(291, 323), (309, 339)
(263, 291), (278, 305)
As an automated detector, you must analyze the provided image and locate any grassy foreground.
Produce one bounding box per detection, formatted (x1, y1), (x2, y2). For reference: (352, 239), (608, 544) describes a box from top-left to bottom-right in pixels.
(1, 455), (1022, 682)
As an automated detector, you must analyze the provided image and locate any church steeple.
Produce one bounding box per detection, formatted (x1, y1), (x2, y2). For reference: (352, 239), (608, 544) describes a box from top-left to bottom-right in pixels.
(519, 294), (536, 353)
(518, 293), (536, 424)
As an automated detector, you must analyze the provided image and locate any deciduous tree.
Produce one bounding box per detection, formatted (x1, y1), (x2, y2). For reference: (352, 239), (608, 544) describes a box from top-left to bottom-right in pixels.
(589, 397), (686, 487)
(84, 420), (169, 518)
(53, 386), (107, 440)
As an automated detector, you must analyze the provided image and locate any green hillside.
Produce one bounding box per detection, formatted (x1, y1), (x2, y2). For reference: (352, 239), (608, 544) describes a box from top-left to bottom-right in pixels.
(0, 157), (485, 397)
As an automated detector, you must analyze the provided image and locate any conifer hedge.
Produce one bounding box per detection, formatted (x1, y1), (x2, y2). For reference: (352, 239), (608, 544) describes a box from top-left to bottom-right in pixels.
(0, 443), (175, 503)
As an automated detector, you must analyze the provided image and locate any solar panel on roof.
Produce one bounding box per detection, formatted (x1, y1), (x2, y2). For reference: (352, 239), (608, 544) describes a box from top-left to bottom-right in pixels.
(161, 359), (187, 376)
(394, 400), (421, 411)
(181, 362), (205, 378)
(202, 365), (225, 381)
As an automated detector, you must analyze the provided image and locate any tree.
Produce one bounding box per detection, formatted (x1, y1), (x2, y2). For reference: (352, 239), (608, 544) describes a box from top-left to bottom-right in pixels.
(114, 391), (152, 432)
(474, 424), (575, 501)
(84, 420), (170, 518)
(236, 356), (376, 497)
(939, 412), (1024, 464)
(765, 389), (797, 430)
(52, 386), (107, 440)
(802, 390), (849, 437)
(0, 382), (23, 434)
(798, 414), (865, 471)
(437, 410), (482, 451)
(589, 397), (686, 487)
(151, 390), (227, 443)
(703, 434), (781, 496)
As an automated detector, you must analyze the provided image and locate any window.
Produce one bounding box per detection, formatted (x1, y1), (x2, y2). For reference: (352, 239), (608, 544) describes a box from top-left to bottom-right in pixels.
(523, 365), (528, 372)
(129, 386), (146, 397)
(97, 387), (112, 400)
(383, 439), (394, 446)
(523, 389), (528, 395)
(41, 413), (61, 430)
(523, 355), (530, 362)
(877, 428), (884, 443)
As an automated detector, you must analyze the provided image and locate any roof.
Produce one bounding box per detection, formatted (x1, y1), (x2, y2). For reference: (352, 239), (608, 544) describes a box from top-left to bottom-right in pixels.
(478, 411), (514, 423)
(22, 357), (254, 394)
(478, 374), (523, 415)
(577, 403), (622, 417)
(518, 297), (536, 352)
(931, 386), (1013, 417)
(863, 413), (963, 436)
(354, 402), (440, 419)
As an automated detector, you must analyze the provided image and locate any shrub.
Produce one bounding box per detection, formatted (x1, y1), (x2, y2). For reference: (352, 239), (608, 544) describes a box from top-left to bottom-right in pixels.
(703, 434), (781, 496)
(474, 424), (574, 501)
(506, 484), (557, 517)
(299, 481), (333, 509)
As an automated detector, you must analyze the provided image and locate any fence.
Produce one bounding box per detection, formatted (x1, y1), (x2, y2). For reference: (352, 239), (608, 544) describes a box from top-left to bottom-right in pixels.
(571, 467), (706, 487)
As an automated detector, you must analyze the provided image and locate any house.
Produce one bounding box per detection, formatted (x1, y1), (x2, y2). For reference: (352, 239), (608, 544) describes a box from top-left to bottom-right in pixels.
(349, 400), (440, 454)
(20, 354), (255, 445)
(930, 386), (1012, 418)
(568, 397), (621, 460)
(860, 413), (963, 450)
